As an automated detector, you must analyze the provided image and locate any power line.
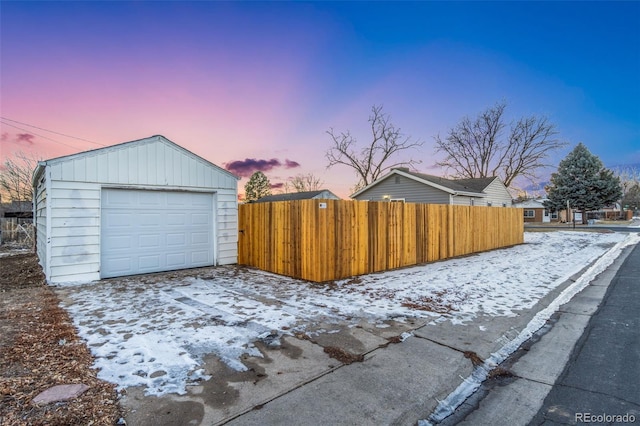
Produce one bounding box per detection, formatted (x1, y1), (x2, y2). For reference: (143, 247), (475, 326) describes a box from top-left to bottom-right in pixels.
(0, 121), (86, 150)
(0, 117), (105, 147)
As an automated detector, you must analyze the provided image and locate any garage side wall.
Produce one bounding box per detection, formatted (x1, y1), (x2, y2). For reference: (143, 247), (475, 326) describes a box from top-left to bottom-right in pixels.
(216, 189), (238, 265)
(48, 180), (102, 283)
(34, 172), (48, 273)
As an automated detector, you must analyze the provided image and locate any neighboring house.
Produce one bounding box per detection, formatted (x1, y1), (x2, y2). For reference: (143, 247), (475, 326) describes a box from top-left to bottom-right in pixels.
(253, 189), (340, 203)
(32, 135), (240, 284)
(513, 198), (558, 223)
(0, 201), (33, 218)
(351, 168), (512, 207)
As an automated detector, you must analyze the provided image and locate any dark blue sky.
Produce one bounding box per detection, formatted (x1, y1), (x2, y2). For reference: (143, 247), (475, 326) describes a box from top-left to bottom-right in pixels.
(2, 1), (639, 195)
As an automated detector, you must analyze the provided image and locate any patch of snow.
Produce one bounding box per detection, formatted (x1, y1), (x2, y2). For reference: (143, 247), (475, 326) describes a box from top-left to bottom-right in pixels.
(422, 232), (640, 425)
(55, 231), (637, 396)
(0, 248), (31, 258)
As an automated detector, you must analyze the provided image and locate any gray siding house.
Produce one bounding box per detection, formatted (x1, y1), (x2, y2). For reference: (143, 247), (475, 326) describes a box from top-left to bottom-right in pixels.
(32, 135), (239, 283)
(351, 168), (513, 207)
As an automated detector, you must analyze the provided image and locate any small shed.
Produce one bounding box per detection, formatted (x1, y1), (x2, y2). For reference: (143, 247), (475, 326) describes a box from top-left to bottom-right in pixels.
(32, 135), (239, 283)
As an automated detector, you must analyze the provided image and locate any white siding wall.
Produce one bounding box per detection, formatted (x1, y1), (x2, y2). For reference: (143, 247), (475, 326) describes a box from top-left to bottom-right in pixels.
(49, 138), (238, 190)
(40, 136), (239, 283)
(34, 173), (48, 273)
(216, 189), (238, 265)
(48, 181), (101, 283)
(451, 194), (481, 206)
(483, 179), (513, 207)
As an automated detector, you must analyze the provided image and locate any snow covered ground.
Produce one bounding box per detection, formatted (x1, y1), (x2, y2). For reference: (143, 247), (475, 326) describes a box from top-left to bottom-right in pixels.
(55, 231), (639, 396)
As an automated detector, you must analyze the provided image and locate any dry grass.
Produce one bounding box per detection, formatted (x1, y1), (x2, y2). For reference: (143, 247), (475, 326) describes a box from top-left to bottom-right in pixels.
(0, 253), (121, 425)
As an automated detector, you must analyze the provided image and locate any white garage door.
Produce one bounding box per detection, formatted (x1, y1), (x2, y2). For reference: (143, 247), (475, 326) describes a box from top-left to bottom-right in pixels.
(101, 189), (214, 278)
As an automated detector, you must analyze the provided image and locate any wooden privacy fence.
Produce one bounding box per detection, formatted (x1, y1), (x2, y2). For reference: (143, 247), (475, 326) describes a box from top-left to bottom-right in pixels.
(238, 199), (524, 282)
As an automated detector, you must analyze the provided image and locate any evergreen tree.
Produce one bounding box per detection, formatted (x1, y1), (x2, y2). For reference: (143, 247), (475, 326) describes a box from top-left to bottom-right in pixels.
(545, 143), (622, 222)
(244, 171), (272, 202)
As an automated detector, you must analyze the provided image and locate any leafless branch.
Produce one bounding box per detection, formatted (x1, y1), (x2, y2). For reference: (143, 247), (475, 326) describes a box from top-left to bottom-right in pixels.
(326, 105), (423, 189)
(434, 101), (566, 188)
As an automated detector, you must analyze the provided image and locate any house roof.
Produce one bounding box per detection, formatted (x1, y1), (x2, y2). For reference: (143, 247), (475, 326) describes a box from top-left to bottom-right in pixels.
(351, 168), (499, 198)
(253, 189), (338, 203)
(512, 198), (548, 208)
(32, 135), (240, 185)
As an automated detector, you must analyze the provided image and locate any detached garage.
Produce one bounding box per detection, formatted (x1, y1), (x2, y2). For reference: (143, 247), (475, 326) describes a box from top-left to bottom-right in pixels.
(32, 135), (239, 283)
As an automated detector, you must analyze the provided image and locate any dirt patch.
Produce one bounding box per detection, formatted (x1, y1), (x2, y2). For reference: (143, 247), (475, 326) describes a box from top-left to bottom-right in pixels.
(323, 346), (364, 365)
(463, 350), (484, 367)
(401, 292), (458, 314)
(0, 252), (121, 425)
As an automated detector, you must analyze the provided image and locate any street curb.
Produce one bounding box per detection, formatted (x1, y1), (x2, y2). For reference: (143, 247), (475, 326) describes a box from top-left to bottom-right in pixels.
(420, 233), (640, 425)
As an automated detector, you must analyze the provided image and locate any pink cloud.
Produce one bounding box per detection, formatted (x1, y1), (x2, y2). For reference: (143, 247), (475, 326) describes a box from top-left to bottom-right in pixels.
(224, 157), (301, 178)
(16, 133), (36, 145)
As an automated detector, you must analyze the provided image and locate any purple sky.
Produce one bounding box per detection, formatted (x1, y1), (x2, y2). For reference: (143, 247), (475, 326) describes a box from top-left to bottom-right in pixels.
(1, 1), (639, 198)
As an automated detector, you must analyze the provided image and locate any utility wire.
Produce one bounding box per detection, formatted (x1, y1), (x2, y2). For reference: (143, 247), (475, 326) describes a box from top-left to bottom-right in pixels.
(0, 117), (105, 147)
(0, 121), (86, 150)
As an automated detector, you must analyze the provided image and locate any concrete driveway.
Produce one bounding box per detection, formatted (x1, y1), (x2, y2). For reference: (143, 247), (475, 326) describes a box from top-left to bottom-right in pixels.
(51, 231), (636, 425)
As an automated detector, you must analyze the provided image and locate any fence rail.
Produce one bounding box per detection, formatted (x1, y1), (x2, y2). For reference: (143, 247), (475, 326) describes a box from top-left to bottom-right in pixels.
(238, 200), (524, 282)
(0, 218), (34, 246)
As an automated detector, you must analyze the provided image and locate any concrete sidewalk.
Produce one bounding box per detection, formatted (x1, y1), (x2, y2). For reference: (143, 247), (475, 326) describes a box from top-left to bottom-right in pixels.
(443, 241), (639, 425)
(117, 236), (638, 426)
(223, 243), (638, 425)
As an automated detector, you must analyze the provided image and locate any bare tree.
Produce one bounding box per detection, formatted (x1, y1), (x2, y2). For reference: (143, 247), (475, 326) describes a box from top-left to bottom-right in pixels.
(0, 151), (39, 202)
(614, 165), (640, 211)
(434, 101), (565, 188)
(284, 173), (324, 193)
(613, 165), (640, 195)
(326, 105), (423, 191)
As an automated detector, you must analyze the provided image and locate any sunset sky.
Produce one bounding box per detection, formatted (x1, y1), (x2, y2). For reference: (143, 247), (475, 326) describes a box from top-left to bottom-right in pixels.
(1, 1), (639, 198)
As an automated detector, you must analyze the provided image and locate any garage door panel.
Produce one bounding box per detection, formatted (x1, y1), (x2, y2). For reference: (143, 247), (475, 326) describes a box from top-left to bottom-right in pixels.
(191, 251), (209, 264)
(168, 213), (186, 225)
(139, 213), (162, 227)
(191, 232), (209, 244)
(106, 235), (133, 250)
(104, 212), (133, 228)
(105, 190), (134, 206)
(167, 233), (186, 246)
(101, 189), (214, 278)
(139, 234), (161, 248)
(139, 255), (161, 270)
(139, 191), (162, 206)
(166, 253), (187, 268)
(104, 257), (133, 275)
(166, 192), (186, 206)
(192, 213), (209, 225)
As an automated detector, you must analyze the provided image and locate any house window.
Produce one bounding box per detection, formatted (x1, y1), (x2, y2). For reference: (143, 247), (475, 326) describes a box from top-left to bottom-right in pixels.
(502, 203), (507, 207)
(487, 202), (492, 207)
(395, 176), (401, 184)
(390, 198), (405, 203)
(470, 199), (475, 206)
(524, 210), (535, 218)
(551, 211), (558, 219)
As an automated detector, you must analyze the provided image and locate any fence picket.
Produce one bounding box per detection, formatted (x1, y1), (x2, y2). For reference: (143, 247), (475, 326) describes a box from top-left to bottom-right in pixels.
(238, 200), (524, 282)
